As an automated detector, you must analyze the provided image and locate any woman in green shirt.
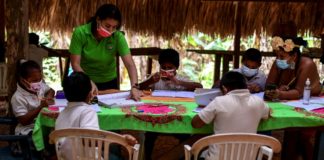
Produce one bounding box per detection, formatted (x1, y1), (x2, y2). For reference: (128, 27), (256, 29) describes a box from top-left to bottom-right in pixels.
(69, 4), (141, 100)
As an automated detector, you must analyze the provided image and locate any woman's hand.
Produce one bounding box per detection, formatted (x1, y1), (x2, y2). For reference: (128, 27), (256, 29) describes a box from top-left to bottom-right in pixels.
(248, 84), (261, 93)
(278, 85), (289, 91)
(265, 89), (280, 101)
(129, 88), (143, 101)
(123, 134), (138, 146)
(90, 80), (98, 96)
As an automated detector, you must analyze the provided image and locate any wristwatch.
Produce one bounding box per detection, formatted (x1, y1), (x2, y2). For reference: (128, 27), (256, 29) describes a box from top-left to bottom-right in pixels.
(132, 83), (140, 89)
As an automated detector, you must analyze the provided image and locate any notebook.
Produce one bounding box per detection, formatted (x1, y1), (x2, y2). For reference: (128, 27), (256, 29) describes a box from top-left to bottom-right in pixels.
(194, 88), (222, 106)
(97, 92), (144, 108)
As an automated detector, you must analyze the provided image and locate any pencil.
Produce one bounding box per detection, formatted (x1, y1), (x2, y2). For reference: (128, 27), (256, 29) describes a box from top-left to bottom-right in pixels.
(287, 77), (296, 89)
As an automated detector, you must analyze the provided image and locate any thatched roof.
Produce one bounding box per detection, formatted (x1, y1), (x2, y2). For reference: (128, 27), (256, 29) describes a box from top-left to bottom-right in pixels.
(29, 0), (324, 39)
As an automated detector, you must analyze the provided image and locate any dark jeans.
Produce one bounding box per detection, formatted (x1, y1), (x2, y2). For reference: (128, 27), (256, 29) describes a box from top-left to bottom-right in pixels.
(95, 78), (118, 90)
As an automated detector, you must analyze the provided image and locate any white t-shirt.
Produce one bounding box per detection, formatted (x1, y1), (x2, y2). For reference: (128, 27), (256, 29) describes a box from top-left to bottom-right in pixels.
(28, 44), (48, 68)
(198, 89), (269, 160)
(55, 102), (99, 160)
(232, 68), (267, 90)
(55, 102), (99, 130)
(152, 74), (190, 91)
(11, 82), (51, 135)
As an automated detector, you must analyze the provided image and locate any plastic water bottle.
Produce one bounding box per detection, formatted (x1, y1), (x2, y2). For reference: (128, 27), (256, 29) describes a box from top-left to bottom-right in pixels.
(303, 78), (311, 105)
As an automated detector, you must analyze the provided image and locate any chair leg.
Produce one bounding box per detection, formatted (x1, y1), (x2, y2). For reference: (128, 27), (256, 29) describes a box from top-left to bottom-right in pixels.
(20, 138), (32, 160)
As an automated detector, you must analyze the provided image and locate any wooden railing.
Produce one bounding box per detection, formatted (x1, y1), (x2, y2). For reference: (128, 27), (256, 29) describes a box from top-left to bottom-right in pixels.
(52, 47), (322, 88)
(187, 48), (323, 84)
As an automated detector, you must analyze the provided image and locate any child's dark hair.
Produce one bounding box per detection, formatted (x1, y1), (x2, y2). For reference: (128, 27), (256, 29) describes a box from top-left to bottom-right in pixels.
(63, 72), (92, 102)
(16, 59), (41, 79)
(29, 33), (39, 45)
(220, 71), (247, 91)
(158, 49), (180, 68)
(89, 4), (122, 35)
(242, 48), (262, 63)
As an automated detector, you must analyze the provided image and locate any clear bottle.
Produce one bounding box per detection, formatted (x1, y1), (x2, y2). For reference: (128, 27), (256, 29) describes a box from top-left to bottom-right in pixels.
(303, 78), (311, 105)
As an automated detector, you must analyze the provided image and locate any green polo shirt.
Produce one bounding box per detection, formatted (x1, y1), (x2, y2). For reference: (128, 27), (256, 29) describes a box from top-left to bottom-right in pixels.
(69, 23), (130, 83)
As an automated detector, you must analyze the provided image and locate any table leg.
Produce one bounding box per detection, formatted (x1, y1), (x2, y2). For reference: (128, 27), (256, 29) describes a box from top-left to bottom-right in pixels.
(314, 131), (324, 160)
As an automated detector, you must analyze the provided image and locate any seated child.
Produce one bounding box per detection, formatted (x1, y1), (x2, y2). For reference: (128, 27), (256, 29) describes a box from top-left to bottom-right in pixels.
(191, 71), (270, 160)
(232, 48), (266, 93)
(139, 48), (202, 91)
(11, 59), (55, 136)
(55, 72), (137, 159)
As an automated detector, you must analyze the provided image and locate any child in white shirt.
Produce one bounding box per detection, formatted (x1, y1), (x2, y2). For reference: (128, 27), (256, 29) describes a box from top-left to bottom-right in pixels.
(55, 72), (137, 159)
(139, 48), (202, 91)
(191, 71), (270, 160)
(11, 60), (55, 136)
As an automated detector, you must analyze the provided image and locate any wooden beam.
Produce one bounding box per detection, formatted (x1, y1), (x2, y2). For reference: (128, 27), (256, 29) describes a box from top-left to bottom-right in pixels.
(233, 2), (242, 69)
(5, 0), (28, 97)
(201, 0), (319, 2)
(0, 0), (5, 62)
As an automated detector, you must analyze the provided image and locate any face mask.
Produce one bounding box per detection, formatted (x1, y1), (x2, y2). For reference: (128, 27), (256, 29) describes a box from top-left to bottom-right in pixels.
(160, 69), (175, 78)
(241, 65), (258, 77)
(97, 24), (112, 38)
(30, 80), (42, 92)
(276, 59), (290, 70)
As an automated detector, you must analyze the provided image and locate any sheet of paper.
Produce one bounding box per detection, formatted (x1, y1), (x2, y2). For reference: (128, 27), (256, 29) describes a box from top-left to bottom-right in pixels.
(193, 107), (204, 113)
(98, 98), (144, 108)
(309, 97), (324, 104)
(283, 101), (324, 111)
(97, 92), (129, 100)
(252, 92), (264, 99)
(90, 104), (101, 112)
(152, 90), (195, 98)
(50, 99), (101, 112)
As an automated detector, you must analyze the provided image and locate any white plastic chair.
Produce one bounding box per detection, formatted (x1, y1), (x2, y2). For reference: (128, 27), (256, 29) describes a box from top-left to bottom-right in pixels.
(49, 128), (140, 160)
(0, 63), (7, 96)
(184, 133), (281, 160)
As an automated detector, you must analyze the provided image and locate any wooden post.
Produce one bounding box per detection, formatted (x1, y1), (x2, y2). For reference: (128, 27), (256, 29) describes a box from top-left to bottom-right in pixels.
(0, 0), (5, 62)
(5, 0), (29, 97)
(233, 1), (242, 68)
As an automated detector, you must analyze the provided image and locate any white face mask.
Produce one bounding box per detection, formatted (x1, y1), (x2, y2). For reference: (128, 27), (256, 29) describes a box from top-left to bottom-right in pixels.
(30, 80), (42, 92)
(241, 65), (258, 77)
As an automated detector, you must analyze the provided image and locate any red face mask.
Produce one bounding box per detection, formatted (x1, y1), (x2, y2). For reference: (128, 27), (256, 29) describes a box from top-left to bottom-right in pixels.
(97, 24), (112, 38)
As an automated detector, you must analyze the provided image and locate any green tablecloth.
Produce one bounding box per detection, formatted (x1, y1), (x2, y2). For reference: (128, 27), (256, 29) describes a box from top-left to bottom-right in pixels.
(32, 101), (324, 151)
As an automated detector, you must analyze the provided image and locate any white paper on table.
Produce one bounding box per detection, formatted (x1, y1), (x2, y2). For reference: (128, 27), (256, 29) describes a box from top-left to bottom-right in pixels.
(97, 92), (129, 100)
(309, 97), (324, 104)
(252, 92), (264, 99)
(98, 98), (144, 108)
(194, 88), (222, 106)
(50, 99), (101, 112)
(152, 90), (195, 98)
(283, 101), (324, 111)
(193, 107), (204, 113)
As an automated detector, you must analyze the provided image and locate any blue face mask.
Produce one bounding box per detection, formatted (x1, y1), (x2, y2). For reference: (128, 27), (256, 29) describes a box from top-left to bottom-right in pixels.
(276, 59), (290, 70)
(241, 65), (258, 77)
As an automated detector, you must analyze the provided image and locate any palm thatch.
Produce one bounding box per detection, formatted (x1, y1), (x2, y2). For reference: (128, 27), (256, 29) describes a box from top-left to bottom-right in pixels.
(28, 0), (324, 38)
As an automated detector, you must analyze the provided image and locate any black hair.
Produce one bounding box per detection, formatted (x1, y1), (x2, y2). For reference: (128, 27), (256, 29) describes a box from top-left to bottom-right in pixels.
(158, 49), (180, 68)
(29, 33), (39, 45)
(89, 4), (122, 35)
(63, 72), (91, 102)
(220, 71), (247, 91)
(242, 48), (262, 63)
(16, 59), (41, 79)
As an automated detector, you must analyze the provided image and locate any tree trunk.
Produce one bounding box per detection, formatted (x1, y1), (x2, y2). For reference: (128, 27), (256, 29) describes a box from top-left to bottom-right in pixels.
(5, 0), (28, 98)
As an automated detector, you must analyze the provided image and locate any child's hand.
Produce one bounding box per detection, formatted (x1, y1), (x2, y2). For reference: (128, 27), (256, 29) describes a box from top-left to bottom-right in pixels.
(151, 72), (160, 83)
(45, 98), (55, 105)
(39, 99), (49, 108)
(129, 88), (143, 101)
(248, 84), (261, 93)
(123, 134), (138, 146)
